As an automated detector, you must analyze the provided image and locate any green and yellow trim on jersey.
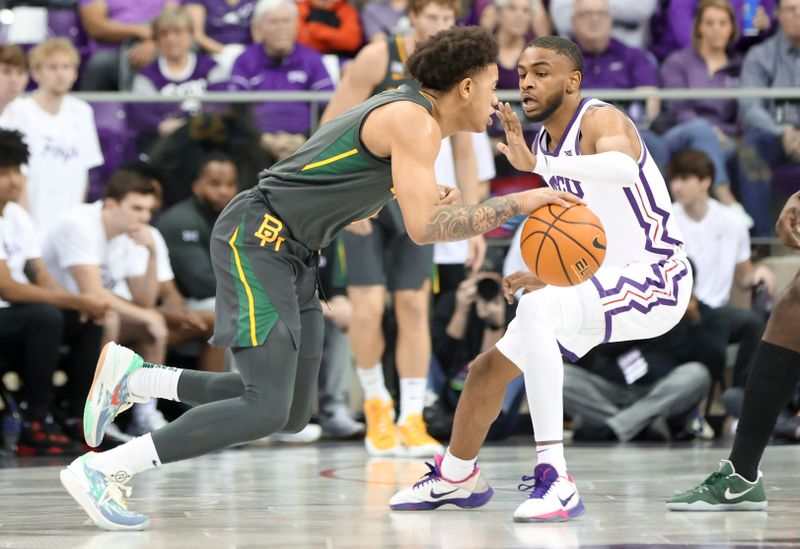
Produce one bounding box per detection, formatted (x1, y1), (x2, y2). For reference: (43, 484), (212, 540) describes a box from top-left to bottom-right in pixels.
(228, 218), (280, 347)
(299, 126), (373, 176)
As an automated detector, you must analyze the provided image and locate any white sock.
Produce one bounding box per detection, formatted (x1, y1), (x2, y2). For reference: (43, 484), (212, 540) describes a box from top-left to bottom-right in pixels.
(88, 433), (162, 477)
(440, 446), (476, 482)
(128, 364), (182, 401)
(356, 363), (391, 402)
(398, 377), (427, 424)
(537, 443), (567, 476)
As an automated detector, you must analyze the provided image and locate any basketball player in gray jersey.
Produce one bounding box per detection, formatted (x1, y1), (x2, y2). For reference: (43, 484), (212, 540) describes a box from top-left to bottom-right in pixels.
(58, 26), (580, 531)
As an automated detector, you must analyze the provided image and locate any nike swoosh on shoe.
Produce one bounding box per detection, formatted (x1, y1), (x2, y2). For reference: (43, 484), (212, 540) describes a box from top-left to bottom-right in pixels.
(724, 486), (756, 500)
(559, 492), (575, 507)
(430, 488), (459, 499)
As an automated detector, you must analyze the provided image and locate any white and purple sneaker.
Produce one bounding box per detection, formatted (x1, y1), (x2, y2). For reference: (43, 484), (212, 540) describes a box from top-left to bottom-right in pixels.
(390, 455), (494, 511)
(513, 464), (585, 522)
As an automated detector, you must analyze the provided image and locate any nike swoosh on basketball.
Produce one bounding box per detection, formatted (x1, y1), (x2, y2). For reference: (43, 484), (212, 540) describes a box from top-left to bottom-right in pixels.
(724, 486), (756, 500)
(430, 488), (459, 499)
(592, 236), (606, 250)
(559, 492), (575, 506)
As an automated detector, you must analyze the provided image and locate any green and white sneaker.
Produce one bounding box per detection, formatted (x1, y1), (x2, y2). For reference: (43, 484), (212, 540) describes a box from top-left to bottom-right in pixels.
(60, 453), (150, 530)
(84, 342), (148, 448)
(666, 459), (767, 511)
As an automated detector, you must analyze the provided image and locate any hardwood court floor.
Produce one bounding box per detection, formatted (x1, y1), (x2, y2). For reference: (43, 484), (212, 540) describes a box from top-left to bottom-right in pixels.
(0, 441), (798, 548)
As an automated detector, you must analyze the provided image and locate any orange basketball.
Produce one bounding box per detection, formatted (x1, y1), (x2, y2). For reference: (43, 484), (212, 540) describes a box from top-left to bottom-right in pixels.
(520, 204), (607, 287)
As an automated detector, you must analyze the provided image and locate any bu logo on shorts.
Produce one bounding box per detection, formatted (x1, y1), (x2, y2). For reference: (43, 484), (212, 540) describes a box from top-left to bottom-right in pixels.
(255, 214), (286, 251)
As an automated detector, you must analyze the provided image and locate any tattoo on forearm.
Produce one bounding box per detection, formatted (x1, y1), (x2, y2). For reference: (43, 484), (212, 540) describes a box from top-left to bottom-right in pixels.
(425, 196), (521, 242)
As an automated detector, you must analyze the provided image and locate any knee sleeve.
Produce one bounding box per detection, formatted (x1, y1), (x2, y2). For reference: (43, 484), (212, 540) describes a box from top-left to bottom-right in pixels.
(516, 286), (585, 338)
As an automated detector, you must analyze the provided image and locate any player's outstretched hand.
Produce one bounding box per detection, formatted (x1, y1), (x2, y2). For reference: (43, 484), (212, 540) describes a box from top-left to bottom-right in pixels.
(776, 192), (800, 251)
(517, 188), (584, 214)
(502, 271), (545, 303)
(495, 102), (536, 172)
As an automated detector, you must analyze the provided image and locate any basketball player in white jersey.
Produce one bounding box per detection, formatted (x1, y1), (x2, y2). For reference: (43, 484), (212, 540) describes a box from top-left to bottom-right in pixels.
(390, 36), (693, 521)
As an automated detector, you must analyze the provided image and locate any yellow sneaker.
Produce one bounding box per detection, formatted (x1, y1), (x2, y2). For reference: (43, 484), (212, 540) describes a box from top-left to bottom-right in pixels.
(364, 398), (400, 456)
(397, 413), (444, 458)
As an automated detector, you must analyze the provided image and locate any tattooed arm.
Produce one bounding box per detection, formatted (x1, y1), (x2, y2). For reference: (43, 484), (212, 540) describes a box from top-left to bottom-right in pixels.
(423, 196), (521, 243)
(385, 102), (581, 244)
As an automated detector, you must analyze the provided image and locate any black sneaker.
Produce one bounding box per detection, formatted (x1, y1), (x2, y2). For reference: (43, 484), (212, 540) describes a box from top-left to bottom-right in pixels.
(17, 417), (84, 456)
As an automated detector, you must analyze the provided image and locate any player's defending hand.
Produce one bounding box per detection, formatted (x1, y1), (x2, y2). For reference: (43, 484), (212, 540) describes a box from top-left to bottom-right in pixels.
(503, 271), (545, 303)
(776, 192), (800, 251)
(495, 102), (536, 172)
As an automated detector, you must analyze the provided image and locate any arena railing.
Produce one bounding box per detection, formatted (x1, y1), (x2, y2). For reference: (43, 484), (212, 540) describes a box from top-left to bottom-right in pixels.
(75, 87), (800, 247)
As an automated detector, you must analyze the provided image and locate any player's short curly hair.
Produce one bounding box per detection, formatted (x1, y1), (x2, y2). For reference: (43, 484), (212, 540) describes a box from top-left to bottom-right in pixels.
(0, 129), (30, 169)
(407, 26), (498, 92)
(526, 36), (584, 77)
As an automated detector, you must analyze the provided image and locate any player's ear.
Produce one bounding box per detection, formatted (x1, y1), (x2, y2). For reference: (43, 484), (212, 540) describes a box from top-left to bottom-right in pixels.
(566, 71), (581, 94)
(459, 76), (473, 99)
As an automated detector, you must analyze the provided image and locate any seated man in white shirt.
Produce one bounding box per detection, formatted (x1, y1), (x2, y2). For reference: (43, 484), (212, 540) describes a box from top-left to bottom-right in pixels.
(121, 161), (223, 374)
(0, 129), (108, 454)
(668, 150), (775, 390)
(0, 39), (104, 236)
(42, 169), (169, 436)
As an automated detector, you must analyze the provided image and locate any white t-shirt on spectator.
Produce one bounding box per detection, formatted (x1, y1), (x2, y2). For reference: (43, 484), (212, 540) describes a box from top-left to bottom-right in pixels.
(433, 132), (497, 265)
(113, 226), (174, 300)
(0, 202), (41, 308)
(42, 201), (149, 295)
(672, 198), (751, 308)
(0, 95), (104, 235)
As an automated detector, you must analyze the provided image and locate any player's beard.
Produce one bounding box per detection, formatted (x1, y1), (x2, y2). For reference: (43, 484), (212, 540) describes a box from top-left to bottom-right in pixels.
(524, 90), (565, 123)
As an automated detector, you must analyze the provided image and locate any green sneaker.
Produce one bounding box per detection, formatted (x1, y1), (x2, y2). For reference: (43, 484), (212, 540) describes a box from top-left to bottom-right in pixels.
(84, 342), (148, 448)
(666, 459), (767, 511)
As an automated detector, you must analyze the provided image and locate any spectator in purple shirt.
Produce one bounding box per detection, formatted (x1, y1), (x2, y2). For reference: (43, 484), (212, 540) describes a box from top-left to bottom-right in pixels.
(131, 7), (226, 154)
(183, 0), (257, 78)
(572, 0), (659, 123)
(650, 0), (777, 62)
(552, 0), (657, 48)
(496, 0), (535, 90)
(572, 0), (733, 192)
(361, 0), (410, 42)
(660, 0), (749, 224)
(79, 0), (176, 90)
(490, 0), (542, 144)
(229, 0), (334, 160)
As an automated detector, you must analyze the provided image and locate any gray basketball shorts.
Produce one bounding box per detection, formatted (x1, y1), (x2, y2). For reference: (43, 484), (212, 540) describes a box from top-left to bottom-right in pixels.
(209, 189), (321, 349)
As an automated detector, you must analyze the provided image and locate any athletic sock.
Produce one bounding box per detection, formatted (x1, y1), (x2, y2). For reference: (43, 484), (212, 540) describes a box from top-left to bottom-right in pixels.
(356, 363), (392, 402)
(440, 446), (476, 481)
(729, 341), (800, 482)
(537, 443), (567, 477)
(89, 433), (162, 477)
(128, 363), (182, 401)
(398, 377), (427, 424)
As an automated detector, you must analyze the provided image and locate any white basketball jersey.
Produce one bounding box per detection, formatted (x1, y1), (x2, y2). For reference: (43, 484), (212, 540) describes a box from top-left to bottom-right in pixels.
(534, 98), (685, 267)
